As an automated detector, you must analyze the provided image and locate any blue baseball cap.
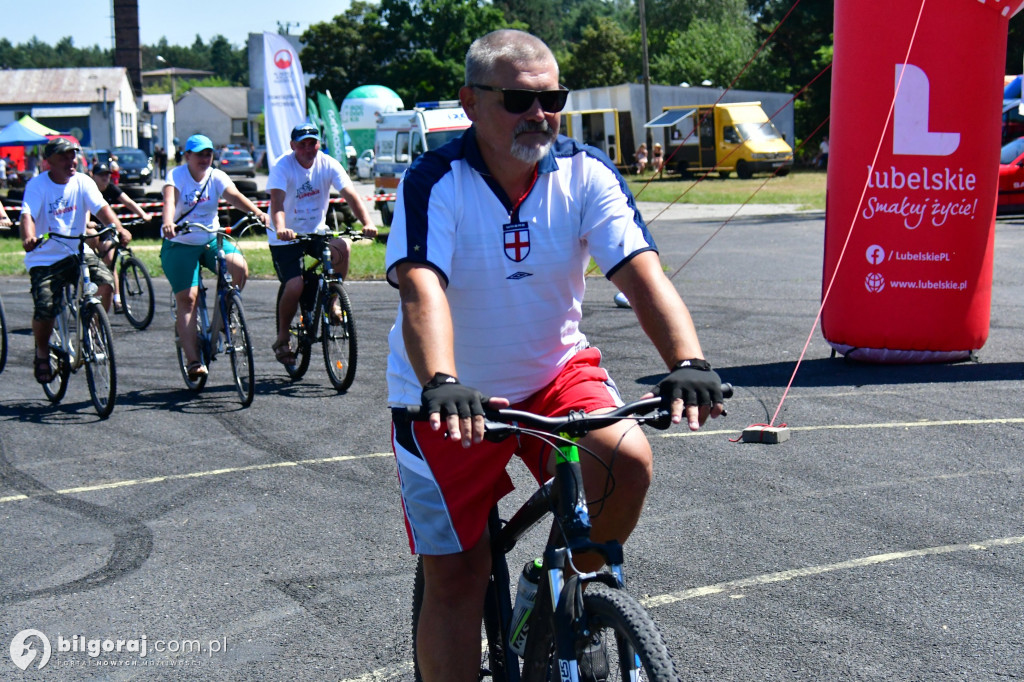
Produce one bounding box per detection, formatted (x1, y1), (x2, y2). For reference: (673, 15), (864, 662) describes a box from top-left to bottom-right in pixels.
(291, 123), (320, 142)
(184, 134), (214, 153)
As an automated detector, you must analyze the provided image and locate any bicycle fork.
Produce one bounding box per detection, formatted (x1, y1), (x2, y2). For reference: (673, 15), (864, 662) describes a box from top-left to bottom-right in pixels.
(545, 435), (635, 682)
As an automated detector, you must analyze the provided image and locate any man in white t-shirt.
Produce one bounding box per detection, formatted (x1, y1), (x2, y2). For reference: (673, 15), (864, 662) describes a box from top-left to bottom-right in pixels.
(266, 123), (377, 364)
(19, 138), (129, 383)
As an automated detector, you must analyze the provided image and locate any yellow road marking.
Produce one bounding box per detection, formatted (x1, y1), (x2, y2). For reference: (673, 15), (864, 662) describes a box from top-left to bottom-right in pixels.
(3, 415), (1022, 503)
(642, 535), (1024, 608)
(0, 452), (394, 504)
(660, 416), (1024, 438)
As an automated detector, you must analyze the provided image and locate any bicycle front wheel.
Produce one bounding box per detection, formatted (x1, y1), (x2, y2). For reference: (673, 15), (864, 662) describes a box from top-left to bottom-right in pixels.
(523, 582), (680, 682)
(83, 303), (117, 418)
(224, 291), (255, 407)
(119, 255), (155, 330)
(322, 282), (357, 392)
(0, 294), (7, 373)
(43, 324), (71, 403)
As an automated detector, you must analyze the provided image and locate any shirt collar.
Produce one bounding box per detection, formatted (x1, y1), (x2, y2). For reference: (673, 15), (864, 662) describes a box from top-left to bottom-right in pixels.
(465, 125), (559, 176)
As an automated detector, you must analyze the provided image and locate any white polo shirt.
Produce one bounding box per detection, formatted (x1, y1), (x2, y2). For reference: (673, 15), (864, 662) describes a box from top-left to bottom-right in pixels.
(385, 128), (656, 405)
(265, 151), (353, 246)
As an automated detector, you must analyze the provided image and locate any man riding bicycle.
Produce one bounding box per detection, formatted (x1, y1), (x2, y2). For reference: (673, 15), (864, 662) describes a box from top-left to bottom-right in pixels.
(19, 138), (129, 383)
(385, 29), (725, 682)
(88, 161), (152, 313)
(267, 122), (377, 365)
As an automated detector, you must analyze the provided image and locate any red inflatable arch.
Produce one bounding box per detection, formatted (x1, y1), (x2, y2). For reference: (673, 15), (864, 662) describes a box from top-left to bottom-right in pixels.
(822, 0), (1024, 362)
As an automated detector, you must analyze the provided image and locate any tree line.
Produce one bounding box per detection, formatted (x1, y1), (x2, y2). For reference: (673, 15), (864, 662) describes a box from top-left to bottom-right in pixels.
(6, 0), (1024, 151)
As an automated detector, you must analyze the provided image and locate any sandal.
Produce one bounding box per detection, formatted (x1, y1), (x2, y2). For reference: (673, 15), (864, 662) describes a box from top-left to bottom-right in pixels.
(272, 340), (296, 366)
(327, 296), (344, 325)
(186, 361), (208, 381)
(34, 355), (54, 384)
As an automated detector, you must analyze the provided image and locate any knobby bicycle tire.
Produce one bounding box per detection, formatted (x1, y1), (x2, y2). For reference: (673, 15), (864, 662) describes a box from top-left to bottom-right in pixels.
(322, 282), (357, 392)
(119, 255), (155, 330)
(225, 291), (255, 407)
(275, 280), (312, 380)
(0, 294), (7, 373)
(82, 303), (117, 419)
(43, 318), (71, 403)
(522, 581), (680, 682)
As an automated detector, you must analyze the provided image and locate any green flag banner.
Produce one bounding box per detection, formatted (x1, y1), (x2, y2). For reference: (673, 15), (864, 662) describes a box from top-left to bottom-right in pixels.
(307, 97), (324, 134)
(317, 91), (348, 165)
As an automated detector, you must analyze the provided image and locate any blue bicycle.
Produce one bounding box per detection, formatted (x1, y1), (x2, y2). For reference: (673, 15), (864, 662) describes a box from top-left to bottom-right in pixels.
(172, 214), (261, 407)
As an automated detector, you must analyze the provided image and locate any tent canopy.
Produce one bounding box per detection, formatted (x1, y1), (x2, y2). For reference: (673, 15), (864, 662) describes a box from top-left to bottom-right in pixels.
(0, 119), (49, 146)
(17, 115), (60, 136)
(644, 109), (696, 128)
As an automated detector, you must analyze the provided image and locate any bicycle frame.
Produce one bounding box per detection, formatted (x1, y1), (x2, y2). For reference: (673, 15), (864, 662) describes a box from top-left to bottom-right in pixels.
(48, 233), (109, 373)
(176, 217), (254, 364)
(407, 390), (732, 682)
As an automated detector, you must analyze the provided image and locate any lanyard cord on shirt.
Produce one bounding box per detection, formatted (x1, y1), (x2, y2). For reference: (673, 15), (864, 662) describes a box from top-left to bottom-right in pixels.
(508, 165), (539, 224)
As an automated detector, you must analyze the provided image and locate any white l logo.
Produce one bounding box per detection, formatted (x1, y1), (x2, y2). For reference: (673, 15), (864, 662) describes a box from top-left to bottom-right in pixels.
(893, 63), (960, 156)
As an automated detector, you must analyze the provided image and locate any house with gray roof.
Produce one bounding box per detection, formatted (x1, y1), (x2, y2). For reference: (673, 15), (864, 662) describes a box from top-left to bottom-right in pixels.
(174, 86), (250, 148)
(0, 67), (138, 149)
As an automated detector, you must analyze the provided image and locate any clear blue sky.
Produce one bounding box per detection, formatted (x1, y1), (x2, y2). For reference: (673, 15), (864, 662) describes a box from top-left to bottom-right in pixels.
(3, 1), (351, 49)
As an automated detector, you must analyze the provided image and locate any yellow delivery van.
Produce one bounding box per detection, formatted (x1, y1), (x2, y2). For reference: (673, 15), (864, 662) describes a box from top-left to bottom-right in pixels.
(645, 102), (792, 178)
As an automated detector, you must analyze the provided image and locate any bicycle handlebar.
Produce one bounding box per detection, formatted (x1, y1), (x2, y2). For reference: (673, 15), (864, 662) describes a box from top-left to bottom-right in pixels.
(399, 382), (733, 439)
(268, 225), (371, 242)
(37, 224), (119, 251)
(175, 212), (261, 239)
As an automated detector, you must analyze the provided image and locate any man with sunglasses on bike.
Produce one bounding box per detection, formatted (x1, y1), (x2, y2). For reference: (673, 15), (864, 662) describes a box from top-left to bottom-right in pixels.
(266, 122), (377, 365)
(19, 138), (129, 383)
(385, 29), (725, 682)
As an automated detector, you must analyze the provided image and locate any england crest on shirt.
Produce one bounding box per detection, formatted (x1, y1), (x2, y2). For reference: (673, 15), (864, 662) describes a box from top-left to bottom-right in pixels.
(503, 221), (530, 262)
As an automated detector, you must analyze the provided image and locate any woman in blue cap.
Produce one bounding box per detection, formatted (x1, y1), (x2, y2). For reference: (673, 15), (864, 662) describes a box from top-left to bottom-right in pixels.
(160, 134), (268, 380)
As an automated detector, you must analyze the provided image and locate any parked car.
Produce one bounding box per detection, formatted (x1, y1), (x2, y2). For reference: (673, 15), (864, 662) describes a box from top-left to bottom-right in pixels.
(997, 136), (1024, 214)
(217, 148), (256, 177)
(111, 147), (153, 185)
(355, 149), (374, 180)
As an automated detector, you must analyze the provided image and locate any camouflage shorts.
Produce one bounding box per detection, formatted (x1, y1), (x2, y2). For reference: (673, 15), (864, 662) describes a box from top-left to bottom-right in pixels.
(29, 253), (114, 320)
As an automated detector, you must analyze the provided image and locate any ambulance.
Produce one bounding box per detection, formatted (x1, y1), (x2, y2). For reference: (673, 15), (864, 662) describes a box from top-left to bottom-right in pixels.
(373, 101), (471, 225)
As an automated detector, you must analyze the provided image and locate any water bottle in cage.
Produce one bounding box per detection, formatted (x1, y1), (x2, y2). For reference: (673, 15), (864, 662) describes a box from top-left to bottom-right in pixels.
(508, 558), (543, 656)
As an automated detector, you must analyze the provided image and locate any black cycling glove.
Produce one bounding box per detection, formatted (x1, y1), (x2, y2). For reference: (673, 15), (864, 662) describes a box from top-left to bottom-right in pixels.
(421, 373), (487, 419)
(650, 359), (723, 429)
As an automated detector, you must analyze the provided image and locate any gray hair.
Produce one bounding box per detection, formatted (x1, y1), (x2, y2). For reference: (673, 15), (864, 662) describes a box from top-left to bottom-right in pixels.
(465, 30), (557, 86)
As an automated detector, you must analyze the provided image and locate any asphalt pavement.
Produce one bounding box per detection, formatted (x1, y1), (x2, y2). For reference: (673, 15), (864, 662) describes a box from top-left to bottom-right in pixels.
(0, 208), (1022, 680)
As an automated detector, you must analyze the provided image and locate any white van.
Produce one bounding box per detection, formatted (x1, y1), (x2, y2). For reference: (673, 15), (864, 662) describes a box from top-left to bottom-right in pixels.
(373, 100), (471, 225)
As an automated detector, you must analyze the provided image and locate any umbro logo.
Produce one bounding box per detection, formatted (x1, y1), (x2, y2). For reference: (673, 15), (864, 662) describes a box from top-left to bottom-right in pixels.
(507, 271), (533, 280)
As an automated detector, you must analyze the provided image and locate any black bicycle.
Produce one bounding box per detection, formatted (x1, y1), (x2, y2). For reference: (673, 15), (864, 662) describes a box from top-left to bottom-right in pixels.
(106, 218), (155, 330)
(0, 223), (8, 373)
(274, 229), (363, 392)
(172, 214), (261, 407)
(402, 385), (732, 682)
(37, 227), (120, 418)
(0, 288), (7, 375)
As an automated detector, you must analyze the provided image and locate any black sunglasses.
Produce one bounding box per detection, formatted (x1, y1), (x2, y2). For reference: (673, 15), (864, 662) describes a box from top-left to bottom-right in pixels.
(470, 84), (570, 114)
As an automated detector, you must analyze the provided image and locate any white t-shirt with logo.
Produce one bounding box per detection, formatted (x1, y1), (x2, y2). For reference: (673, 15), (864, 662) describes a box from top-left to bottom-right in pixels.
(265, 151), (352, 246)
(166, 165), (232, 245)
(22, 172), (107, 269)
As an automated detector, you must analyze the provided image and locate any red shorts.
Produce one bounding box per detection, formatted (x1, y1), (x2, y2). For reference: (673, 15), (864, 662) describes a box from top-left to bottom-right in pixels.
(390, 347), (623, 555)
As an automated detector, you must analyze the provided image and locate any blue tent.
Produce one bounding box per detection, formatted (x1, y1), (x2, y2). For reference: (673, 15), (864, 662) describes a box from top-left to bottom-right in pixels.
(0, 120), (49, 146)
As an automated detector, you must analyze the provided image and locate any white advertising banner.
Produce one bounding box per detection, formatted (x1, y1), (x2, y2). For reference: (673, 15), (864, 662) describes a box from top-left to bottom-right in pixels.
(263, 32), (305, 170)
